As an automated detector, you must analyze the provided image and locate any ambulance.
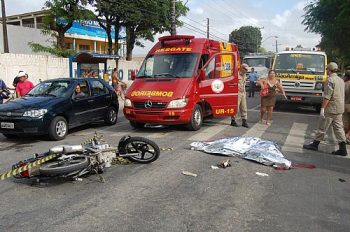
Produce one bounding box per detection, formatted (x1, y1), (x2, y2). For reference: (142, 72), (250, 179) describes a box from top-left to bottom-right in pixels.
(123, 35), (241, 130)
(272, 47), (327, 111)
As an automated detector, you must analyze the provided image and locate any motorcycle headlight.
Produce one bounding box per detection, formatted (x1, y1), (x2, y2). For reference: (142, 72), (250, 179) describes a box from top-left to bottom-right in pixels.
(23, 109), (47, 118)
(315, 82), (323, 90)
(167, 98), (188, 109)
(124, 99), (133, 107)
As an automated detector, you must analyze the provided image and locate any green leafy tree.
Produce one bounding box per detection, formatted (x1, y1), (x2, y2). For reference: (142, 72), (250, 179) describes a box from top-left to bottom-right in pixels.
(303, 0), (350, 69)
(123, 0), (188, 60)
(229, 26), (262, 58)
(30, 0), (93, 57)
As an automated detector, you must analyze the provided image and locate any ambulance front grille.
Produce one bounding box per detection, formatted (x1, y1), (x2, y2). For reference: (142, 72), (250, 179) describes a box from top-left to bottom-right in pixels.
(133, 101), (167, 109)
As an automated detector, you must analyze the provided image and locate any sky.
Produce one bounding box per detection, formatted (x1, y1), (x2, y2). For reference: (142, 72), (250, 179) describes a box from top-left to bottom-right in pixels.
(3, 0), (321, 55)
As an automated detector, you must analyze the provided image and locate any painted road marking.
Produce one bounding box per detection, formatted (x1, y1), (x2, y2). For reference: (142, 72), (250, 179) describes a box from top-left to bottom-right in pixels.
(282, 123), (308, 153)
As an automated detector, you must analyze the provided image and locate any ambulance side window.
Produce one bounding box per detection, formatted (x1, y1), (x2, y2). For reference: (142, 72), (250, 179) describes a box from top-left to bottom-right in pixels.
(204, 58), (215, 79)
(198, 54), (209, 70)
(204, 54), (233, 79)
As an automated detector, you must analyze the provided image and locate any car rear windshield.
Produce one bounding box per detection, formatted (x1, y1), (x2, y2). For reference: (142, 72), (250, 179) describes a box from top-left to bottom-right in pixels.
(138, 53), (199, 78)
(27, 80), (71, 97)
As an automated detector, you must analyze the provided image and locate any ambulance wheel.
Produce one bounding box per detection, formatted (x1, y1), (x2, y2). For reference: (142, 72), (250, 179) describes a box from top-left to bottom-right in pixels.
(130, 121), (146, 129)
(187, 104), (203, 131)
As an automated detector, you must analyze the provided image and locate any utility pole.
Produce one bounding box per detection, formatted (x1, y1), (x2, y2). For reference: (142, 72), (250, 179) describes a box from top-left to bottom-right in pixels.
(275, 39), (278, 53)
(206, 18), (209, 39)
(1, 0), (9, 53)
(170, 0), (176, 36)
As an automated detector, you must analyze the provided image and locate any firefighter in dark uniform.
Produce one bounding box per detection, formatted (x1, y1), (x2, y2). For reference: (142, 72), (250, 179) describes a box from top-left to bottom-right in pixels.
(303, 62), (347, 156)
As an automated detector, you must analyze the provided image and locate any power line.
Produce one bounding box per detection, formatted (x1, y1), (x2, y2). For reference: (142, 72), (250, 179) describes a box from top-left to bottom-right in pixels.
(183, 16), (229, 38)
(182, 22), (227, 41)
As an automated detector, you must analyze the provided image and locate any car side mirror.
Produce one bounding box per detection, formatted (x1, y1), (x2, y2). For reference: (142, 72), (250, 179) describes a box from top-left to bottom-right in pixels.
(198, 69), (206, 81)
(130, 70), (136, 80)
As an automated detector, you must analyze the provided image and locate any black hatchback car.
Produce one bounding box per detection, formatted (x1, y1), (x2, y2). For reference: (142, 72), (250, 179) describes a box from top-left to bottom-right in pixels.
(0, 78), (119, 140)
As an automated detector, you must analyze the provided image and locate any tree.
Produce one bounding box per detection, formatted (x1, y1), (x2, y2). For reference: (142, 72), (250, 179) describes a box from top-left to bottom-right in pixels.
(42, 0), (93, 49)
(123, 0), (188, 60)
(229, 26), (262, 58)
(303, 0), (350, 69)
(91, 0), (188, 60)
(30, 0), (93, 57)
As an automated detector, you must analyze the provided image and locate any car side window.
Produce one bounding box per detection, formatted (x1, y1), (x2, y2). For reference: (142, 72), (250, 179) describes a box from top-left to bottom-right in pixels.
(74, 81), (90, 99)
(90, 80), (108, 96)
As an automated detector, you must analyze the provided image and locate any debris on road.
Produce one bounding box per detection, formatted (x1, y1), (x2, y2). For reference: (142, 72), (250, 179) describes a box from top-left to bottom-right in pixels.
(211, 165), (219, 169)
(161, 147), (174, 151)
(182, 170), (198, 177)
(338, 178), (346, 183)
(218, 159), (231, 168)
(190, 137), (292, 169)
(256, 172), (269, 177)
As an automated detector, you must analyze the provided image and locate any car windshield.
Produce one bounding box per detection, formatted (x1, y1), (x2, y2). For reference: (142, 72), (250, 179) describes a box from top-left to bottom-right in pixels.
(138, 53), (199, 78)
(27, 80), (71, 97)
(274, 53), (325, 74)
(244, 58), (270, 68)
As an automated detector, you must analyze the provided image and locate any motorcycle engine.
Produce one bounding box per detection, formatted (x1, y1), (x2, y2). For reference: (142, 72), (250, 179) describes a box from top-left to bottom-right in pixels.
(95, 144), (116, 168)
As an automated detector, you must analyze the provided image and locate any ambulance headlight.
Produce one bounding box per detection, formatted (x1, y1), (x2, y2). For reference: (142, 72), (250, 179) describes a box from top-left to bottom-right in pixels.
(124, 99), (133, 107)
(315, 82), (323, 90)
(167, 98), (188, 109)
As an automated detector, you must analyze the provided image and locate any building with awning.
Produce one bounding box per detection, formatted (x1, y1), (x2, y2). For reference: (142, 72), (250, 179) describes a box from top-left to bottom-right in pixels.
(3, 10), (126, 56)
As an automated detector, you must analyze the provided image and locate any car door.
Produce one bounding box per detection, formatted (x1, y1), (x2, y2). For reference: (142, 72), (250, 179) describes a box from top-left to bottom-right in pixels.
(70, 80), (92, 126)
(198, 52), (238, 116)
(88, 79), (111, 120)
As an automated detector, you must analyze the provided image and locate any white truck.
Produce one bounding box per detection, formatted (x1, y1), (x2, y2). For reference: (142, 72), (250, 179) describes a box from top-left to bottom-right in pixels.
(243, 53), (274, 89)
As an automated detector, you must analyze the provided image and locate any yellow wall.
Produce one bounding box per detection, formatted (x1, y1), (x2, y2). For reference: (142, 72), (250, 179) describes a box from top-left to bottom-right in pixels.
(64, 37), (119, 53)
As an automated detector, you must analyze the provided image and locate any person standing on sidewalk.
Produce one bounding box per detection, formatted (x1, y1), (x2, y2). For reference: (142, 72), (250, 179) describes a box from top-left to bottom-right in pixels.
(303, 62), (347, 156)
(15, 71), (34, 98)
(248, 68), (258, 97)
(231, 63), (249, 128)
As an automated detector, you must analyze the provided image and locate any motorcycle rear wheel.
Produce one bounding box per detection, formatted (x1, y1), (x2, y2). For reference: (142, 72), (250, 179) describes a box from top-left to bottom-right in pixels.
(122, 137), (160, 164)
(39, 156), (89, 176)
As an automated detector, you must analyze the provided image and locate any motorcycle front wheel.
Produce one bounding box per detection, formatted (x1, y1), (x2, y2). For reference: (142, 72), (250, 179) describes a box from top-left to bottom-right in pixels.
(122, 137), (160, 164)
(39, 156), (89, 176)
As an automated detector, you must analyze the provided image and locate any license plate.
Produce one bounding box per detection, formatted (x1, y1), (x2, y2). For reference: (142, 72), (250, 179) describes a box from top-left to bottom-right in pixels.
(290, 96), (302, 101)
(1, 122), (15, 129)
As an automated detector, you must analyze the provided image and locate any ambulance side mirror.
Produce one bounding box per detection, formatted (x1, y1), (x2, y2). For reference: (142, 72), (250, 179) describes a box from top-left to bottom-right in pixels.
(198, 69), (206, 81)
(130, 70), (136, 80)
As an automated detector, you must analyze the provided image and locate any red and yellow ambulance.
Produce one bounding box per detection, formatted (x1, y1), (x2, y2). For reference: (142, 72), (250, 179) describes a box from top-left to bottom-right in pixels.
(123, 35), (241, 130)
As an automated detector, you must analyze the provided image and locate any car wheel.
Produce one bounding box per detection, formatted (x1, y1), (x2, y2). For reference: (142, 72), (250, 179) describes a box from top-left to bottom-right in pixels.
(105, 106), (118, 125)
(130, 121), (146, 129)
(49, 116), (68, 141)
(187, 104), (203, 131)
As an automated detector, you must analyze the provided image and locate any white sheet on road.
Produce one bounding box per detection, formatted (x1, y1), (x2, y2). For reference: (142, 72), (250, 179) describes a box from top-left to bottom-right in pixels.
(190, 137), (292, 169)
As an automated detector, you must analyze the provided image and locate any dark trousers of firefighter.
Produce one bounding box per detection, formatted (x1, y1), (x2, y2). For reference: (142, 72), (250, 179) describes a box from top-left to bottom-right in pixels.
(315, 113), (346, 143)
(231, 92), (247, 120)
(249, 81), (256, 97)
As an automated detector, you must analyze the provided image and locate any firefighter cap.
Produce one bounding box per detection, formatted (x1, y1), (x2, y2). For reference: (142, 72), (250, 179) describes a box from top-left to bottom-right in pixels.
(327, 62), (338, 72)
(241, 63), (249, 71)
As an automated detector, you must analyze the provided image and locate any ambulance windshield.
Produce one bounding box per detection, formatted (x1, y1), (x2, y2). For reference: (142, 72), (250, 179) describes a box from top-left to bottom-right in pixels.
(274, 53), (325, 74)
(138, 53), (199, 78)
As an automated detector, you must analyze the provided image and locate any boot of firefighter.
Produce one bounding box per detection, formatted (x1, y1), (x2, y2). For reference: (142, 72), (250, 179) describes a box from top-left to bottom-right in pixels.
(303, 140), (320, 151)
(242, 119), (249, 128)
(332, 142), (348, 156)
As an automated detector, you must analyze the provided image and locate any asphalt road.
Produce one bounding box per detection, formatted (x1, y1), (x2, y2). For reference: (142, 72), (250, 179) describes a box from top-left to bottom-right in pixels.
(1, 97), (349, 232)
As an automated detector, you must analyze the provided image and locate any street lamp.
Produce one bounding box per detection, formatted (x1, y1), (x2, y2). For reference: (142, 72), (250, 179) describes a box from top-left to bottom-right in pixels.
(262, 35), (278, 44)
(256, 26), (264, 53)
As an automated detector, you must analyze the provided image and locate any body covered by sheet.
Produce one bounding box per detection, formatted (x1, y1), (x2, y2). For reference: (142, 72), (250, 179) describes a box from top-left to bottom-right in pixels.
(190, 137), (291, 169)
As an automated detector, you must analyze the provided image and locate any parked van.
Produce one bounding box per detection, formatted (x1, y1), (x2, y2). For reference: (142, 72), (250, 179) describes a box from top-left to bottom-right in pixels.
(123, 35), (241, 130)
